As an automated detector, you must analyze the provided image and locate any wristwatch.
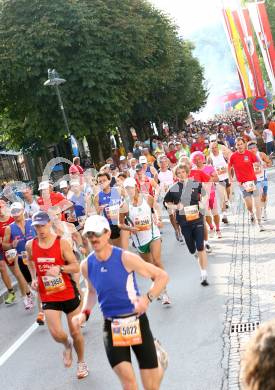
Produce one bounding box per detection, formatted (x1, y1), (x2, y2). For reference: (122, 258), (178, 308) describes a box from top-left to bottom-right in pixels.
(60, 265), (65, 273)
(147, 292), (155, 303)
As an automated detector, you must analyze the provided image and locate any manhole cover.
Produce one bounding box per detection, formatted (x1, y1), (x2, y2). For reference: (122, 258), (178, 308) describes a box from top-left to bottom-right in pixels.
(231, 322), (260, 334)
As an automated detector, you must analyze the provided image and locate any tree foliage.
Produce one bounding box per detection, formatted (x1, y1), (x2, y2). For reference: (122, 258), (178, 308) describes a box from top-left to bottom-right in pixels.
(266, 0), (275, 39)
(0, 0), (207, 157)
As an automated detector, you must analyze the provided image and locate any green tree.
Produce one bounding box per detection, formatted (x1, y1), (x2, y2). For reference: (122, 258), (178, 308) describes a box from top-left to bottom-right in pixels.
(0, 0), (207, 159)
(266, 0), (275, 38)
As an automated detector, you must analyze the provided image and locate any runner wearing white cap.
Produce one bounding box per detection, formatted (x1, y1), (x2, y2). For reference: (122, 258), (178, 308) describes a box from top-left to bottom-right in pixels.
(139, 156), (158, 182)
(73, 214), (168, 389)
(37, 180), (73, 214)
(3, 202), (36, 310)
(120, 177), (171, 305)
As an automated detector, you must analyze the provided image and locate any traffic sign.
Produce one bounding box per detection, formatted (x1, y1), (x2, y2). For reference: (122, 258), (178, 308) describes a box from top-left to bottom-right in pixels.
(252, 97), (268, 112)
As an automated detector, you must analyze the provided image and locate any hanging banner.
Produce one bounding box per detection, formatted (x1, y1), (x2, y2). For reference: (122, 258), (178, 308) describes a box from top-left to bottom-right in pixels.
(223, 8), (253, 98)
(70, 135), (79, 157)
(248, 2), (275, 93)
(232, 9), (266, 97)
(257, 1), (275, 75)
(242, 8), (266, 97)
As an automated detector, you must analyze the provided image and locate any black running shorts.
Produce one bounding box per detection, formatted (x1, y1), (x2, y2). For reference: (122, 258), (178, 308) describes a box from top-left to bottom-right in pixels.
(110, 225), (121, 240)
(42, 290), (80, 314)
(18, 256), (32, 284)
(103, 313), (158, 369)
(179, 217), (204, 254)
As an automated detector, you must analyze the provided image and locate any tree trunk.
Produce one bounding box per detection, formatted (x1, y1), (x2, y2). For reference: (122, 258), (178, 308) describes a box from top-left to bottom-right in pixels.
(96, 133), (105, 162)
(118, 126), (131, 153)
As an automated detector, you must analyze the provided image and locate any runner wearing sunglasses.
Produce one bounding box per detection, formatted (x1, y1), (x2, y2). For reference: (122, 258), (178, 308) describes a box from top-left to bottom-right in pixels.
(73, 214), (169, 390)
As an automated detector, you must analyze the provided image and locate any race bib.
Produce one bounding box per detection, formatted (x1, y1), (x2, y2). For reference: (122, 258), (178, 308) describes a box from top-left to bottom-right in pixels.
(243, 181), (256, 192)
(184, 205), (199, 221)
(216, 166), (228, 181)
(134, 216), (151, 231)
(42, 274), (66, 295)
(105, 204), (120, 224)
(253, 162), (264, 180)
(111, 316), (142, 347)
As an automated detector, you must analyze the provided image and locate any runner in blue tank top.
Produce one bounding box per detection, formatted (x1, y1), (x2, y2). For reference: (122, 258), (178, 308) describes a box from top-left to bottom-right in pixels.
(73, 215), (169, 390)
(94, 172), (125, 248)
(2, 202), (35, 310)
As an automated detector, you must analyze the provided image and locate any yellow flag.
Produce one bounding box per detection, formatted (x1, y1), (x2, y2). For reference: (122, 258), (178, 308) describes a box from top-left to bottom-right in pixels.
(226, 8), (252, 98)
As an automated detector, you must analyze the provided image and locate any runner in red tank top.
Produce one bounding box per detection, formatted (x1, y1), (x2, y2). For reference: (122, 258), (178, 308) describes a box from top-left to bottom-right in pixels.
(135, 164), (158, 197)
(26, 211), (89, 380)
(0, 200), (15, 305)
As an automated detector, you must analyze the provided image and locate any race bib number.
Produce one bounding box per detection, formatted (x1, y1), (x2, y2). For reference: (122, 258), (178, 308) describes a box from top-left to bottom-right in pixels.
(105, 204), (120, 224)
(243, 181), (256, 192)
(42, 274), (66, 295)
(111, 316), (142, 347)
(184, 205), (199, 221)
(216, 166), (228, 180)
(134, 216), (151, 231)
(253, 162), (264, 180)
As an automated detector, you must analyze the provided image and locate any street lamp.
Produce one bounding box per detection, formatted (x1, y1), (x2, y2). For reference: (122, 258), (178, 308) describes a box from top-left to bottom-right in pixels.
(44, 69), (71, 137)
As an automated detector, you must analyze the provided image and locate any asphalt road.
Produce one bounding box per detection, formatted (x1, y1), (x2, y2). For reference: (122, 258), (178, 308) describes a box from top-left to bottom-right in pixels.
(1, 171), (275, 390)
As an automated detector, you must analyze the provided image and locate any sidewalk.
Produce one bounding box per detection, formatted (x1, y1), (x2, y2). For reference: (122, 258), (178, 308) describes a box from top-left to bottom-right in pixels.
(220, 169), (275, 389)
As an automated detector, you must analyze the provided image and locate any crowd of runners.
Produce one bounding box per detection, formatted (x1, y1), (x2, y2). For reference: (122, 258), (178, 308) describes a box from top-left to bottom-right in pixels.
(0, 111), (275, 388)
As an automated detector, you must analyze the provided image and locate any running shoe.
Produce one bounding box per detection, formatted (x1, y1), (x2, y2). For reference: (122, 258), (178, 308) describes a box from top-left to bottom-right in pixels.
(201, 276), (209, 287)
(5, 291), (16, 305)
(258, 224), (265, 232)
(178, 232), (184, 243)
(209, 228), (215, 238)
(36, 311), (45, 325)
(216, 230), (222, 239)
(77, 361), (89, 379)
(161, 292), (171, 306)
(23, 294), (34, 310)
(63, 340), (73, 368)
(205, 243), (212, 253)
(222, 216), (229, 224)
(27, 293), (34, 310)
(154, 339), (168, 371)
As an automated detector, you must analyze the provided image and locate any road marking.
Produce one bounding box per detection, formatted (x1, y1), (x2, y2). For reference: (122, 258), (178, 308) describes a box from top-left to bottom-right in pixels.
(0, 275), (85, 367)
(0, 322), (39, 367)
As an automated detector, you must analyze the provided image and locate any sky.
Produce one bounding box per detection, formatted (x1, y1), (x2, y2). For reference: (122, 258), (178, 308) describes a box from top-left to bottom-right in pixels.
(149, 0), (240, 118)
(149, 0), (222, 38)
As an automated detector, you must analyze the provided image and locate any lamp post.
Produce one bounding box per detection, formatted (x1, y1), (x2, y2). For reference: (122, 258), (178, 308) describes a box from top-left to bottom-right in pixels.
(44, 69), (71, 137)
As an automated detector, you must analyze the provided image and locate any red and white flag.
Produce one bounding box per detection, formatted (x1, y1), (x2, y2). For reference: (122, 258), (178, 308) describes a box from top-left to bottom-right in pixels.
(232, 8), (266, 97)
(248, 1), (275, 93)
